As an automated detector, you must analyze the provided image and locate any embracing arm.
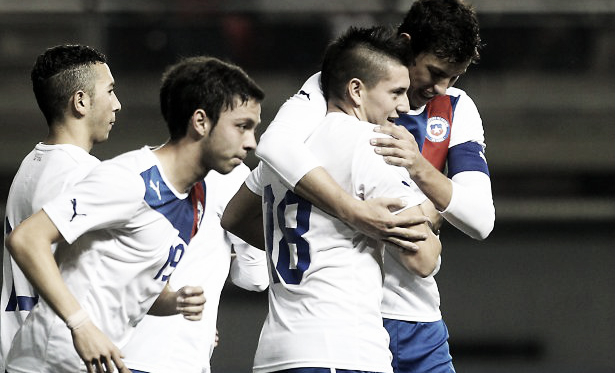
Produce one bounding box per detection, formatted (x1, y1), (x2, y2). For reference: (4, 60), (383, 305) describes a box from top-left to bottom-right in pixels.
(295, 167), (431, 250)
(6, 210), (128, 373)
(373, 124), (494, 239)
(257, 73), (429, 249)
(383, 203), (442, 277)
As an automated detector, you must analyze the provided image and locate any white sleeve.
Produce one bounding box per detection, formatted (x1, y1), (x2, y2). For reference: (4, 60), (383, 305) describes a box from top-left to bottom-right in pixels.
(440, 88), (495, 240)
(43, 161), (142, 244)
(440, 171), (495, 240)
(229, 233), (269, 292)
(245, 162), (265, 196)
(255, 72), (327, 189)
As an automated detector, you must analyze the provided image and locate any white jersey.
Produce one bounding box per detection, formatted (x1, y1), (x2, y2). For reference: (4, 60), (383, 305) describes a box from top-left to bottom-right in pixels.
(255, 72), (494, 324)
(6, 146), (205, 373)
(382, 87), (491, 322)
(1, 143), (99, 370)
(122, 164), (268, 373)
(248, 112), (426, 373)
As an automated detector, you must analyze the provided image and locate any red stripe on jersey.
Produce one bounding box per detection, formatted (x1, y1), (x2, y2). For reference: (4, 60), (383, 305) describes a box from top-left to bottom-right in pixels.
(189, 181), (205, 238)
(422, 96), (453, 172)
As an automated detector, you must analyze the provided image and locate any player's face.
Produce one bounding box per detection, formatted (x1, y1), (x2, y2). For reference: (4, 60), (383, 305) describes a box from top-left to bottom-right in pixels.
(202, 98), (261, 174)
(362, 62), (410, 126)
(88, 63), (121, 144)
(407, 52), (470, 109)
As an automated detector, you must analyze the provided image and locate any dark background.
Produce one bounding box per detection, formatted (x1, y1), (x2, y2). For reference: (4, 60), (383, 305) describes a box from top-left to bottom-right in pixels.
(1, 1), (613, 372)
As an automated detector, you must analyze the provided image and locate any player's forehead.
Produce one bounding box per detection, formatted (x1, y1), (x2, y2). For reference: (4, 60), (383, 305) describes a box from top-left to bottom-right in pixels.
(415, 52), (470, 77)
(92, 62), (114, 87)
(220, 97), (261, 122)
(377, 62), (410, 90)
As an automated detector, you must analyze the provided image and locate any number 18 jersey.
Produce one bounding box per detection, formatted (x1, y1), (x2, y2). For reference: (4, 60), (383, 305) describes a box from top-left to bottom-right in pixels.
(246, 112), (426, 373)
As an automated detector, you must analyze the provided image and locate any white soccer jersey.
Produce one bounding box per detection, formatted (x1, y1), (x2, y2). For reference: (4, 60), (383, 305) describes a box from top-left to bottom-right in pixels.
(255, 72), (494, 325)
(122, 163), (268, 373)
(382, 87), (492, 322)
(6, 146), (205, 373)
(248, 112), (426, 373)
(1, 143), (99, 370)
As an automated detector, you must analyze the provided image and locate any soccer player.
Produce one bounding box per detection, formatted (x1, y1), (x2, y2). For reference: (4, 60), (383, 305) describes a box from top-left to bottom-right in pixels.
(252, 1), (495, 372)
(222, 26), (442, 373)
(1, 44), (121, 372)
(4, 56), (264, 373)
(122, 163), (269, 373)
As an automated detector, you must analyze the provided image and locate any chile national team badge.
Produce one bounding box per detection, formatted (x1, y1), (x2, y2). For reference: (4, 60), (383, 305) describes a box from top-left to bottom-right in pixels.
(426, 116), (451, 143)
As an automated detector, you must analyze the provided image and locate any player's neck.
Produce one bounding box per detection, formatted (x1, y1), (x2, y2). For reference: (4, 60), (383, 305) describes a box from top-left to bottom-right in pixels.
(44, 122), (94, 152)
(327, 101), (361, 120)
(153, 140), (206, 193)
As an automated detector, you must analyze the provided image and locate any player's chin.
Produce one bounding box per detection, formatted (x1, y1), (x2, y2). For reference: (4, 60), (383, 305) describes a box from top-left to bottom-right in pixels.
(216, 158), (242, 174)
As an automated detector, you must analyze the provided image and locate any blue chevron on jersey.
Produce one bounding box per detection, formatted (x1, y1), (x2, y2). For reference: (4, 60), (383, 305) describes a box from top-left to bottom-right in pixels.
(447, 141), (490, 177)
(140, 165), (205, 244)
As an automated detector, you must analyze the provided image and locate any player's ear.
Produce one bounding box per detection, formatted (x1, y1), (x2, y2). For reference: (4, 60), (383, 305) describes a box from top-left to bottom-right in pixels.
(72, 90), (89, 117)
(347, 78), (363, 107)
(190, 108), (211, 137)
(399, 32), (411, 42)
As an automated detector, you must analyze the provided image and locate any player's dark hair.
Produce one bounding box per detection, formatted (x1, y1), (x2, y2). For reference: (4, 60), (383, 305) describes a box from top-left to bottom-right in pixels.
(398, 0), (482, 64)
(31, 45), (107, 126)
(160, 56), (265, 141)
(321, 25), (412, 103)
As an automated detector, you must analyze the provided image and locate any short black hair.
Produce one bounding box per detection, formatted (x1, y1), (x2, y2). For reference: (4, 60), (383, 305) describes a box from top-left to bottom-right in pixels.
(160, 56), (265, 141)
(31, 45), (107, 125)
(321, 25), (412, 103)
(398, 0), (482, 64)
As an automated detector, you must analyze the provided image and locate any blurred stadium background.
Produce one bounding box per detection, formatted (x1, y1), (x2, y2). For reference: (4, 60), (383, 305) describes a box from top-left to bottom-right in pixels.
(1, 0), (614, 372)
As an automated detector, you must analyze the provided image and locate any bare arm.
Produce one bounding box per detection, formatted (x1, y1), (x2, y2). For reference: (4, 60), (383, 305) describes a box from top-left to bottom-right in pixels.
(6, 210), (128, 373)
(294, 167), (431, 251)
(148, 283), (205, 320)
(372, 124), (494, 239)
(221, 183), (265, 250)
(384, 203), (442, 277)
(229, 235), (269, 292)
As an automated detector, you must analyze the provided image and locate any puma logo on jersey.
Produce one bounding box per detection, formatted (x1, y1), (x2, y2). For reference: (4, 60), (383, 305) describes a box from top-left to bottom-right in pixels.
(149, 179), (162, 200)
(298, 90), (311, 100)
(70, 199), (86, 222)
(479, 150), (487, 163)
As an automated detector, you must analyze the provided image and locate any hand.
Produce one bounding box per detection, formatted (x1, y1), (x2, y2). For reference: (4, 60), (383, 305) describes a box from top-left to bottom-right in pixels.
(346, 197), (430, 251)
(372, 125), (424, 177)
(71, 321), (129, 373)
(176, 286), (205, 321)
(214, 328), (220, 348)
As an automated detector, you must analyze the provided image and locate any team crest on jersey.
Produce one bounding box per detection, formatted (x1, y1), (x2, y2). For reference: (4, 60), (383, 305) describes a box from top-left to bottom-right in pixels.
(426, 116), (451, 143)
